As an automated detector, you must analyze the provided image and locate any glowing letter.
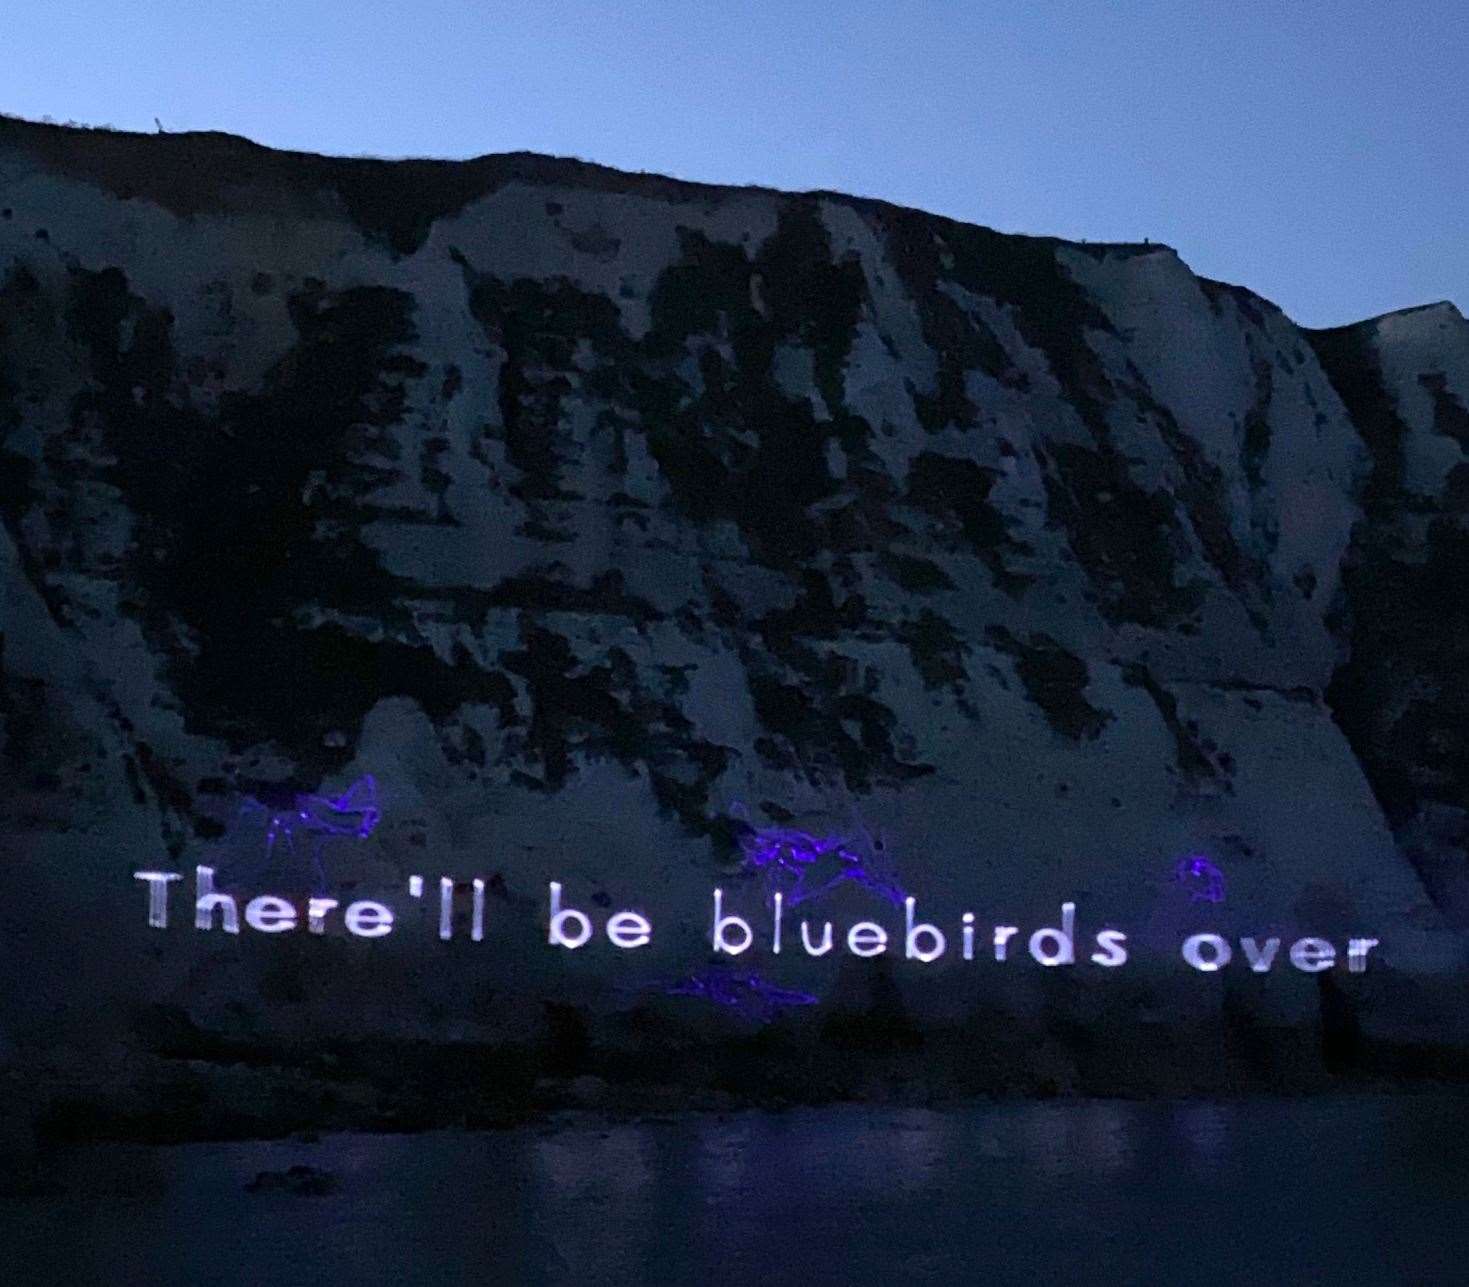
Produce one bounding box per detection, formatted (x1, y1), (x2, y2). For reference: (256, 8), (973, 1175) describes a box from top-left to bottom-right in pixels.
(1029, 903), (1076, 967)
(962, 912), (975, 961)
(1240, 936), (1279, 973)
(607, 911), (652, 949)
(439, 876), (455, 941)
(345, 900), (394, 938)
(847, 922), (888, 957)
(472, 878), (485, 943)
(1091, 929), (1128, 967)
(800, 921), (834, 956)
(993, 926), (1019, 961)
(194, 866), (239, 933)
(1290, 937), (1335, 973)
(772, 892), (784, 955)
(712, 888), (752, 955)
(134, 871), (181, 928)
(245, 895), (297, 933)
(1347, 938), (1380, 973)
(1182, 932), (1231, 972)
(549, 882), (592, 949)
(307, 898), (338, 934)
(904, 898), (946, 962)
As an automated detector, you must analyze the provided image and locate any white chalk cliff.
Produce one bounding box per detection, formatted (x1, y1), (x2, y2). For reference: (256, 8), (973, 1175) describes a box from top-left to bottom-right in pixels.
(2, 119), (1467, 1130)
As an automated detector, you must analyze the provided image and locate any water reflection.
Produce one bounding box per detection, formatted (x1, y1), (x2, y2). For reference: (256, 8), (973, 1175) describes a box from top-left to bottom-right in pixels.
(1174, 1102), (1229, 1169)
(6, 1096), (1469, 1286)
(695, 1119), (753, 1200)
(1008, 1101), (1135, 1180)
(1075, 1101), (1135, 1176)
(531, 1124), (659, 1274)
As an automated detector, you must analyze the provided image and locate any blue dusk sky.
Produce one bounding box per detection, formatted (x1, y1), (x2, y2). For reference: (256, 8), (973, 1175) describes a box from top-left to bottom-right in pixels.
(3, 0), (1464, 327)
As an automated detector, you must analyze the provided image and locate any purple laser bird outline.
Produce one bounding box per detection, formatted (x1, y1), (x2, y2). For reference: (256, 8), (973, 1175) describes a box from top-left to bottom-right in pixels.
(663, 967), (819, 1021)
(734, 809), (906, 910)
(1174, 854), (1225, 904)
(238, 774), (381, 892)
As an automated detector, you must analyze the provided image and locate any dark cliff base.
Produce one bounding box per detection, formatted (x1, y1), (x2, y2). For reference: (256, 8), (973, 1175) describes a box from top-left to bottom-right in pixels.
(10, 986), (1469, 1157)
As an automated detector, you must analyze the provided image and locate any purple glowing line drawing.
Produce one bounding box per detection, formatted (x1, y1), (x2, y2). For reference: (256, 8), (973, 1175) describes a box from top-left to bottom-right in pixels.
(663, 967), (819, 1021)
(1174, 854), (1225, 904)
(733, 806), (906, 910)
(238, 775), (381, 892)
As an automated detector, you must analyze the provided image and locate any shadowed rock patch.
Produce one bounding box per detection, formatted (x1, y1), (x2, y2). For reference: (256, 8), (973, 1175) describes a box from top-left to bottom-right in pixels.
(1121, 663), (1231, 791)
(1037, 441), (1200, 628)
(905, 451), (1032, 595)
(986, 626), (1112, 740)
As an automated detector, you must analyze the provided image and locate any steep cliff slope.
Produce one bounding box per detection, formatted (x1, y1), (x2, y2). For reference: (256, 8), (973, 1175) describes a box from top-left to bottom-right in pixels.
(2, 119), (1466, 1128)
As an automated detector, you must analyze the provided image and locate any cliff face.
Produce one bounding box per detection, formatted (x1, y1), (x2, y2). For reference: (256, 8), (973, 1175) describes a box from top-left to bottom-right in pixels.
(1, 119), (1467, 1128)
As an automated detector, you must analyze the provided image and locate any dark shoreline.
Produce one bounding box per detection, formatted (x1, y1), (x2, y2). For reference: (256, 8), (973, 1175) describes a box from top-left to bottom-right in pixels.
(9, 997), (1469, 1154)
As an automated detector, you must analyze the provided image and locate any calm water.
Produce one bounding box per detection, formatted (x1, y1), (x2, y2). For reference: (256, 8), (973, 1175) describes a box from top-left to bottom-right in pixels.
(4, 1096), (1467, 1285)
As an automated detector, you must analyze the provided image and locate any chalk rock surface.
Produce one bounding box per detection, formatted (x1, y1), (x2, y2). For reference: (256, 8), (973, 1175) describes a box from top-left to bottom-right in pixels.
(1, 119), (1467, 1128)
